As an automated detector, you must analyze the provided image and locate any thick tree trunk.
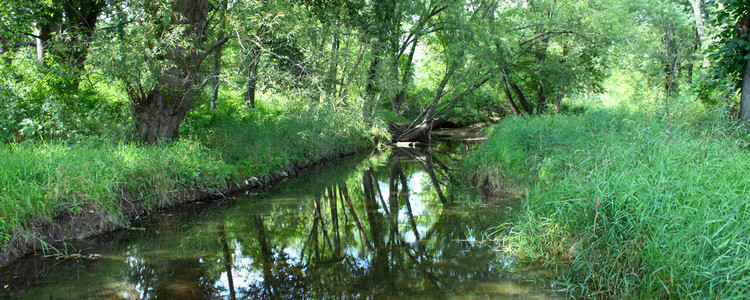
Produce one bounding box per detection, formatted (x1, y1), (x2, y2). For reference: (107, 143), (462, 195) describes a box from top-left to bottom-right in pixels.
(133, 90), (191, 144)
(210, 47), (222, 111)
(132, 0), (210, 144)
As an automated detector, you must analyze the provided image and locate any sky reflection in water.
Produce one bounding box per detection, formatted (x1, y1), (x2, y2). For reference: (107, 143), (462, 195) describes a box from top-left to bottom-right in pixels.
(1, 146), (564, 299)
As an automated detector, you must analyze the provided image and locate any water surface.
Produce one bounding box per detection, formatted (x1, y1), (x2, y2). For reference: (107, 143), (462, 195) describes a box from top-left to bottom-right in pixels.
(1, 144), (564, 299)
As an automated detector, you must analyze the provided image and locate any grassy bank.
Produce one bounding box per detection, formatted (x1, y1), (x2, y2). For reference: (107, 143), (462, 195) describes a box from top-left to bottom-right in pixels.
(466, 108), (750, 298)
(0, 106), (382, 261)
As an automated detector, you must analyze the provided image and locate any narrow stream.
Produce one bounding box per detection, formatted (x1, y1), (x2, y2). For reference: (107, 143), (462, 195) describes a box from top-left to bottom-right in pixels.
(1, 143), (563, 299)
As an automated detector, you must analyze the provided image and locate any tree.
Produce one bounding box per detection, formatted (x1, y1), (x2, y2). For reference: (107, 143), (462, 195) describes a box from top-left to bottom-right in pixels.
(0, 0), (105, 93)
(104, 0), (229, 144)
(209, 0), (228, 111)
(710, 0), (750, 120)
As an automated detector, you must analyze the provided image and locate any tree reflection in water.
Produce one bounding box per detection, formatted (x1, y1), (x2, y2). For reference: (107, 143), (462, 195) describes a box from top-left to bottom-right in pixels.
(2, 145), (563, 299)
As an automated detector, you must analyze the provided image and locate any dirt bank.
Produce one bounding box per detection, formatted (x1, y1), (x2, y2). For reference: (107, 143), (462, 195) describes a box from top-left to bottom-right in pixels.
(0, 147), (369, 268)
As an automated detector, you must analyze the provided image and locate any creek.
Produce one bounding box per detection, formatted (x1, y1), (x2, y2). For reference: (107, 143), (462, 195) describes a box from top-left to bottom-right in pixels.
(0, 142), (563, 299)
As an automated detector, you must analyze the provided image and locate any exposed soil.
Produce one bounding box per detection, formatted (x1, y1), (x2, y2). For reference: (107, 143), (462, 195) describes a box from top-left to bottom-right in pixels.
(0, 148), (367, 268)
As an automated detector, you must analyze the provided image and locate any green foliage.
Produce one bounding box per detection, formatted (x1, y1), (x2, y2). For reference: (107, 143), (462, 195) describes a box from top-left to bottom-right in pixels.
(704, 0), (750, 103)
(182, 93), (376, 178)
(467, 108), (750, 298)
(0, 55), (131, 143)
(445, 87), (504, 125)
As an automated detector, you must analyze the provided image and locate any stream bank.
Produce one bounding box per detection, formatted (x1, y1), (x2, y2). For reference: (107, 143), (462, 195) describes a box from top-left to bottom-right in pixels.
(0, 145), (372, 268)
(465, 110), (750, 298)
(1, 141), (565, 299)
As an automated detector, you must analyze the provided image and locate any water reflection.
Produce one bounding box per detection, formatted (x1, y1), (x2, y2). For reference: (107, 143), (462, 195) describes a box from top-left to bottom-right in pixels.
(1, 145), (563, 299)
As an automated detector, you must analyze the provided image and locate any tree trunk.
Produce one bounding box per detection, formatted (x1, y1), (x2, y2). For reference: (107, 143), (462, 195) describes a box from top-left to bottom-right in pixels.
(500, 75), (522, 115)
(554, 89), (564, 113)
(132, 0), (210, 144)
(324, 33), (340, 99)
(210, 47), (222, 111)
(535, 37), (550, 114)
(689, 0), (709, 68)
(362, 56), (380, 120)
(133, 90), (191, 144)
(210, 0), (228, 111)
(504, 68), (534, 114)
(244, 50), (260, 108)
(0, 15), (11, 64)
(393, 39), (418, 114)
(740, 59), (750, 121)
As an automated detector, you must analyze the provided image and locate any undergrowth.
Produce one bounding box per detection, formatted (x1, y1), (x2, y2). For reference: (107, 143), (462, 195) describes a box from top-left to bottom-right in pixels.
(466, 107), (750, 298)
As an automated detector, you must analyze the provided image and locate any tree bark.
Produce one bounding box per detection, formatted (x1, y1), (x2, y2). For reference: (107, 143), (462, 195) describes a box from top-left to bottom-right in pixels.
(689, 0), (709, 68)
(324, 33), (340, 98)
(535, 35), (550, 114)
(210, 0), (228, 111)
(34, 0), (104, 92)
(393, 39), (418, 114)
(740, 59), (750, 121)
(133, 90), (191, 144)
(244, 47), (260, 108)
(739, 19), (750, 121)
(504, 68), (534, 114)
(131, 0), (210, 144)
(500, 74), (522, 115)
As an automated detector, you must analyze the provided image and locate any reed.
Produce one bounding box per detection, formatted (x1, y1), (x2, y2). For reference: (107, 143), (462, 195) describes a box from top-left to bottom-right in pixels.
(467, 108), (750, 298)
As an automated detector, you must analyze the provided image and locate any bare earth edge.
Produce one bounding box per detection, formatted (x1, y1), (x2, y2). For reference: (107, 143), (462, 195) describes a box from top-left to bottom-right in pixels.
(0, 146), (371, 268)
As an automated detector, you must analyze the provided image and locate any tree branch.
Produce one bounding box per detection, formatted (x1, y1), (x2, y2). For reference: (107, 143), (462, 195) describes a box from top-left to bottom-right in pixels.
(195, 35), (233, 67)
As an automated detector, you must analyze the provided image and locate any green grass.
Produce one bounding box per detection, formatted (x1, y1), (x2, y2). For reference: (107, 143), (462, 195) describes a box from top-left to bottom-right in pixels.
(466, 107), (750, 298)
(0, 140), (232, 247)
(0, 103), (380, 252)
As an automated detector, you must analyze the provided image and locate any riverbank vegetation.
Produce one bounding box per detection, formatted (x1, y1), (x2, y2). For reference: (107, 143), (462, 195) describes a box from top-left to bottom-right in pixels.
(2, 0), (750, 297)
(462, 0), (750, 297)
(468, 102), (750, 297)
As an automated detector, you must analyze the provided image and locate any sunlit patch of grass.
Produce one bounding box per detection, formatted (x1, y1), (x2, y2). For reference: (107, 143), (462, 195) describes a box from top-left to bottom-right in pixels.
(0, 140), (232, 250)
(467, 108), (750, 298)
(183, 105), (380, 178)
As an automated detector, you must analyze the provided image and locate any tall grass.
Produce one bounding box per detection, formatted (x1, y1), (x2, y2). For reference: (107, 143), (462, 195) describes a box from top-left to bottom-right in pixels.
(183, 105), (381, 177)
(467, 108), (750, 298)
(0, 140), (231, 248)
(0, 102), (380, 252)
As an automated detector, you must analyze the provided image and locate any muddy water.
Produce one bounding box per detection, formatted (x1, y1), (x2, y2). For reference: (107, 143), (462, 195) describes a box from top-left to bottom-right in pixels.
(0, 143), (564, 299)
